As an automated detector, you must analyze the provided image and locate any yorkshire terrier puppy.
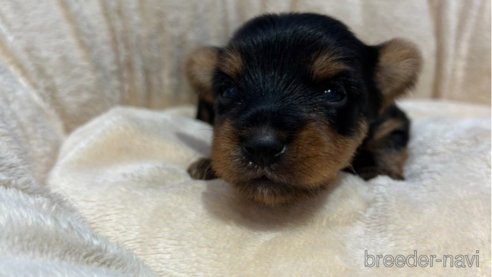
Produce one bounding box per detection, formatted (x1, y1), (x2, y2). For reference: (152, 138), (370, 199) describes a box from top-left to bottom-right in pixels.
(185, 13), (421, 206)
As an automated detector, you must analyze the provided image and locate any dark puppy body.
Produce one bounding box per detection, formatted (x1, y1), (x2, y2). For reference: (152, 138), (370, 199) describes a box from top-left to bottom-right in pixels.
(186, 13), (421, 205)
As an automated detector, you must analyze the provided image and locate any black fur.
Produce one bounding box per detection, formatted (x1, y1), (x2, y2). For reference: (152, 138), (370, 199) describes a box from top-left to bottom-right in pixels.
(192, 13), (413, 182)
(212, 13), (381, 138)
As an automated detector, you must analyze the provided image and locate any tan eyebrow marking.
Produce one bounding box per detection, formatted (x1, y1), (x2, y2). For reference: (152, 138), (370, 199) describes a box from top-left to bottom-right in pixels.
(311, 52), (349, 80)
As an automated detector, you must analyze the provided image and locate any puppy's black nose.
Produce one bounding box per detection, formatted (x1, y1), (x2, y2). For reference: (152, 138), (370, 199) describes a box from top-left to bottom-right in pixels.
(242, 133), (285, 167)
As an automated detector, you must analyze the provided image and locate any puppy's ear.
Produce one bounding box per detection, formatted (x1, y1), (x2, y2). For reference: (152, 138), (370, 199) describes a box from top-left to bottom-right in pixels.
(184, 47), (220, 103)
(375, 39), (422, 109)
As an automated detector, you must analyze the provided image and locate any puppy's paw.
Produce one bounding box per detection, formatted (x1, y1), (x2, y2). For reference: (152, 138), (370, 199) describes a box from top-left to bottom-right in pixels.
(187, 158), (217, 180)
(355, 166), (404, 181)
(348, 104), (409, 181)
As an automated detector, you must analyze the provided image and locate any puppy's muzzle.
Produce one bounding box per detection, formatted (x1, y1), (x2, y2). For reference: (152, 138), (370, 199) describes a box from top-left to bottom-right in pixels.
(241, 129), (286, 168)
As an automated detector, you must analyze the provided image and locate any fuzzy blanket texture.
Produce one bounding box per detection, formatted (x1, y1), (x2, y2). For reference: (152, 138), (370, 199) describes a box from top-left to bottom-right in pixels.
(48, 102), (491, 277)
(0, 0), (490, 276)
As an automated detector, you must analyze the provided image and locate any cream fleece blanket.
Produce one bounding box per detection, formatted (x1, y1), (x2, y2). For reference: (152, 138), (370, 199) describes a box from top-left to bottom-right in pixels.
(0, 89), (156, 275)
(47, 101), (491, 277)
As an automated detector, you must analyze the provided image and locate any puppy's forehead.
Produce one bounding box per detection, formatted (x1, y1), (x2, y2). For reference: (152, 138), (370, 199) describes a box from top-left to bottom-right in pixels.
(219, 48), (347, 74)
(218, 15), (360, 82)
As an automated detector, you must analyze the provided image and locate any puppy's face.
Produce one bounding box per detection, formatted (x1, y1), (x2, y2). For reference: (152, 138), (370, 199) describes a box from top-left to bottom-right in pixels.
(186, 13), (421, 205)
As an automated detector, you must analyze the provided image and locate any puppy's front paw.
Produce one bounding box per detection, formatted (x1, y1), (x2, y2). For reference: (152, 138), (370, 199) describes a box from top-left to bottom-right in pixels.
(187, 158), (217, 180)
(355, 166), (404, 181)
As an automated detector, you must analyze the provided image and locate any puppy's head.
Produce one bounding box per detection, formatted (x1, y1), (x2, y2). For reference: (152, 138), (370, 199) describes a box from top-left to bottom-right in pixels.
(186, 13), (421, 205)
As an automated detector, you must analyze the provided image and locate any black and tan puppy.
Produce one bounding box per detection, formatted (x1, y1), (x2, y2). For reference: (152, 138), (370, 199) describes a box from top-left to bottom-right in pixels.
(185, 13), (421, 206)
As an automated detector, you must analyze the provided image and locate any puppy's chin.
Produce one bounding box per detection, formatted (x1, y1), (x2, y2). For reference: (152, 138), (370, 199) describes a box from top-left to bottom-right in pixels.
(229, 176), (331, 206)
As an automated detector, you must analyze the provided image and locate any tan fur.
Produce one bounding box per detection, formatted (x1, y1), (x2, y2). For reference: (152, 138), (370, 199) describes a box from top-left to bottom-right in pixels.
(218, 50), (243, 79)
(376, 39), (423, 110)
(367, 119), (403, 147)
(210, 119), (246, 184)
(356, 148), (408, 181)
(210, 120), (325, 205)
(242, 184), (326, 206)
(284, 121), (368, 187)
(376, 148), (408, 180)
(311, 52), (348, 80)
(358, 116), (408, 180)
(210, 118), (368, 206)
(187, 157), (217, 180)
(184, 47), (219, 103)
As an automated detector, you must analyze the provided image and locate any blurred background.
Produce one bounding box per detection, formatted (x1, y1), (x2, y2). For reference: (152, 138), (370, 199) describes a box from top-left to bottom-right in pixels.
(0, 0), (489, 133)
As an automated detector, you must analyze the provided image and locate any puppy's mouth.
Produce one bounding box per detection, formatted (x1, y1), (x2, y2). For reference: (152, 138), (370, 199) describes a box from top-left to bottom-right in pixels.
(250, 176), (287, 190)
(242, 163), (292, 189)
(211, 120), (356, 205)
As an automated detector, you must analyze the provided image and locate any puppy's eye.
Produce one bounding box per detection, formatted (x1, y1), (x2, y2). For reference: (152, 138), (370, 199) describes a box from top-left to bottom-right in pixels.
(323, 88), (345, 103)
(219, 87), (238, 105)
(221, 87), (237, 99)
